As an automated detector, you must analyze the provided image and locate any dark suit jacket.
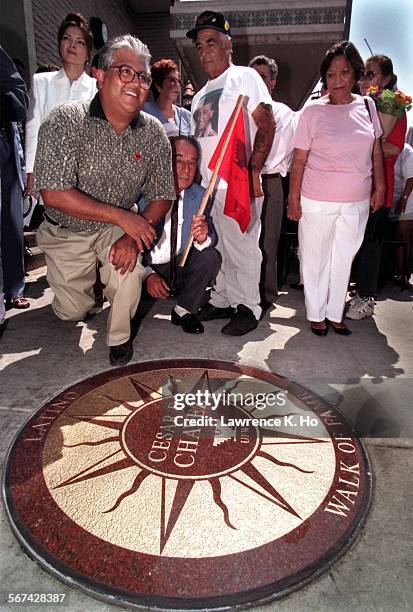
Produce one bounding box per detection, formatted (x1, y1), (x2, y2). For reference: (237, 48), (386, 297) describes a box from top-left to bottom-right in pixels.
(0, 47), (28, 189)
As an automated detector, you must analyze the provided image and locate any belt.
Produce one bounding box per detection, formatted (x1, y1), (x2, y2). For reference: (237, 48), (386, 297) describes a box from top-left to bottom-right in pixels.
(262, 173), (281, 179)
(45, 213), (66, 228)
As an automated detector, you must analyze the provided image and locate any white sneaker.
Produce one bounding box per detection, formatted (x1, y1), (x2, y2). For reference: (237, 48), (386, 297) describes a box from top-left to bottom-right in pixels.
(345, 292), (360, 311)
(345, 296), (374, 320)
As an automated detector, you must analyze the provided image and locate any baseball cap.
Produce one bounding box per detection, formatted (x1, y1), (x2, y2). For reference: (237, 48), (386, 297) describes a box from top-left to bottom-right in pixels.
(186, 11), (231, 40)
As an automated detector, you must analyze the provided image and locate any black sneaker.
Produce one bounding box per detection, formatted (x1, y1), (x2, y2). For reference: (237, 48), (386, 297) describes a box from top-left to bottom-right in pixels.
(221, 305), (258, 336)
(109, 339), (133, 366)
(197, 303), (235, 321)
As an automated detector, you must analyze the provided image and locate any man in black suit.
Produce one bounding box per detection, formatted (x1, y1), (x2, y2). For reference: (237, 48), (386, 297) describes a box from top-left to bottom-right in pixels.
(0, 47), (29, 334)
(142, 136), (220, 334)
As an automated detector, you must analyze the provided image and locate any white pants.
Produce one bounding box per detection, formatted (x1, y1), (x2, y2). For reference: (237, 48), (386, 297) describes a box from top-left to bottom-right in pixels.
(299, 196), (370, 322)
(210, 190), (263, 320)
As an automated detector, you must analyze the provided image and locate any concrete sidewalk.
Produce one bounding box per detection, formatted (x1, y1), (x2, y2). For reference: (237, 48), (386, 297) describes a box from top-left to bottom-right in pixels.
(1, 267), (412, 611)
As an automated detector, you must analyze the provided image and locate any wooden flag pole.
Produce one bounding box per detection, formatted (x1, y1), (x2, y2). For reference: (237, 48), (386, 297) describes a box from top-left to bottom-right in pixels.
(178, 94), (246, 267)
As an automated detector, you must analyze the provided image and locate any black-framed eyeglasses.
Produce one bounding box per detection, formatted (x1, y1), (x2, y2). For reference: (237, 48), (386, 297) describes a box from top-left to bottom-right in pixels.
(360, 70), (382, 81)
(108, 65), (152, 89)
(164, 76), (182, 86)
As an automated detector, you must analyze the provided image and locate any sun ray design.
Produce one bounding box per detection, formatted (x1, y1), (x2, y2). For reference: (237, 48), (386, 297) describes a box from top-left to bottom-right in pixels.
(160, 480), (195, 554)
(128, 377), (167, 402)
(96, 376), (170, 412)
(237, 462), (301, 519)
(103, 470), (150, 513)
(51, 368), (334, 557)
(256, 450), (314, 474)
(260, 430), (329, 444)
(209, 478), (236, 530)
(63, 415), (124, 430)
(63, 436), (120, 448)
(229, 473), (295, 508)
(54, 453), (134, 489)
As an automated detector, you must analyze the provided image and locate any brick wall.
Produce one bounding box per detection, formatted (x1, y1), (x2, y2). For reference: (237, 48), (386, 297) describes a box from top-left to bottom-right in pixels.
(32, 0), (136, 67)
(31, 2), (186, 82)
(135, 12), (179, 66)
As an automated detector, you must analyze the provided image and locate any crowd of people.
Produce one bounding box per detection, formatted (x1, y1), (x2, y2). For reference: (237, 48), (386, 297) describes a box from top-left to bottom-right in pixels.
(0, 10), (410, 356)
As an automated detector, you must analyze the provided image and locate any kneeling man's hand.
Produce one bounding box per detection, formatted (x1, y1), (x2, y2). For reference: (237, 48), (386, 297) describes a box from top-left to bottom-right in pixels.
(191, 214), (208, 244)
(118, 210), (156, 251)
(146, 273), (170, 299)
(109, 234), (139, 274)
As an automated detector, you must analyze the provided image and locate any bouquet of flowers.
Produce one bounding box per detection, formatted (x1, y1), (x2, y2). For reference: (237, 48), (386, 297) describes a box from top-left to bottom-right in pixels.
(367, 86), (412, 140)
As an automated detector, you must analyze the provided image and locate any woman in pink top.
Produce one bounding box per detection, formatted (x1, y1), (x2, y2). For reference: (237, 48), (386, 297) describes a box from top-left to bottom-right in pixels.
(288, 41), (385, 336)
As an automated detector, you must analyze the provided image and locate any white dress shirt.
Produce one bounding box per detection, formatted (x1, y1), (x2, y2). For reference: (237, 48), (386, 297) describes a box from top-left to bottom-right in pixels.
(25, 68), (97, 173)
(145, 193), (211, 279)
(262, 100), (296, 177)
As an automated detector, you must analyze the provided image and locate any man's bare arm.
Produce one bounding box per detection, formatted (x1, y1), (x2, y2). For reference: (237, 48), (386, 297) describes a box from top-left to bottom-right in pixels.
(41, 188), (156, 250)
(250, 102), (276, 197)
(141, 199), (173, 226)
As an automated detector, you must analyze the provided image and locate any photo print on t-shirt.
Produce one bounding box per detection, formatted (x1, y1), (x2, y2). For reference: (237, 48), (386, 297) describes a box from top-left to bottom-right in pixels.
(194, 90), (222, 138)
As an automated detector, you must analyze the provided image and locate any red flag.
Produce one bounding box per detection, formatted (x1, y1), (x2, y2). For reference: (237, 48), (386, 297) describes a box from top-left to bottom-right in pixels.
(208, 106), (251, 233)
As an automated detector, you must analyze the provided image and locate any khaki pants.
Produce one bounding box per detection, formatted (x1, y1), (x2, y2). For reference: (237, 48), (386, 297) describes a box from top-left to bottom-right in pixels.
(37, 221), (144, 346)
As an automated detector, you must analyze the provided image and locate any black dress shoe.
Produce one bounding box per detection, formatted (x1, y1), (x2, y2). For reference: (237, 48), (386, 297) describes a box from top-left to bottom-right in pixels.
(221, 305), (258, 336)
(171, 309), (204, 334)
(327, 320), (352, 336)
(260, 300), (275, 311)
(109, 339), (133, 366)
(310, 322), (328, 336)
(197, 303), (235, 321)
(0, 319), (8, 339)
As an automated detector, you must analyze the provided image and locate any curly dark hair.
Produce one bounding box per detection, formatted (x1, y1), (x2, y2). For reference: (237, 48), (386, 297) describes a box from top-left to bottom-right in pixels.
(320, 41), (364, 90)
(57, 13), (94, 63)
(150, 59), (179, 99)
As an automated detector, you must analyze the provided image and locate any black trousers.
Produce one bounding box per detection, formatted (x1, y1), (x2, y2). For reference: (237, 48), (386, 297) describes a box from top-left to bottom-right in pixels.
(259, 174), (284, 300)
(0, 133), (25, 300)
(151, 246), (221, 313)
(353, 208), (389, 297)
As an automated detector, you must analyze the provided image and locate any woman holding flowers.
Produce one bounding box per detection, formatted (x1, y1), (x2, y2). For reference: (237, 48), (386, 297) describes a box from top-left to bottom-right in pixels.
(287, 41), (385, 336)
(346, 54), (410, 320)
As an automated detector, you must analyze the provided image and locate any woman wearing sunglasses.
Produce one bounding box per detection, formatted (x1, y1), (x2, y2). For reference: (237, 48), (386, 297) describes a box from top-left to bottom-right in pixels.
(346, 54), (407, 320)
(143, 59), (191, 137)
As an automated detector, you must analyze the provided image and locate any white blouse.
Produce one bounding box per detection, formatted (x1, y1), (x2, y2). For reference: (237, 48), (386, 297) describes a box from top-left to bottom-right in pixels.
(25, 68), (97, 173)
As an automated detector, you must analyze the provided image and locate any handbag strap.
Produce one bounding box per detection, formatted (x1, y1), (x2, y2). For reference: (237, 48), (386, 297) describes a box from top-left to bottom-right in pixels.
(364, 96), (373, 122)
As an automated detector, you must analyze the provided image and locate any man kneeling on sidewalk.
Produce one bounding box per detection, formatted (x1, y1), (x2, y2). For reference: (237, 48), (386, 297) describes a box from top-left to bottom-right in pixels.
(141, 136), (220, 334)
(33, 35), (175, 366)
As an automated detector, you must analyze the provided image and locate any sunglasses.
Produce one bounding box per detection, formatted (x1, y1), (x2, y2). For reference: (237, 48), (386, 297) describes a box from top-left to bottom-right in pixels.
(360, 70), (382, 81)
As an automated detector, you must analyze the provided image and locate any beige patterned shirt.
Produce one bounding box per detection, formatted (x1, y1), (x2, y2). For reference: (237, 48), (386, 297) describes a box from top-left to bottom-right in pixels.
(34, 95), (175, 231)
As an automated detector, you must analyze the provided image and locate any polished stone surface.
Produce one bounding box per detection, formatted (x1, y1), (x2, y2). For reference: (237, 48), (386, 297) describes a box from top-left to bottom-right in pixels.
(3, 361), (371, 609)
(0, 268), (412, 611)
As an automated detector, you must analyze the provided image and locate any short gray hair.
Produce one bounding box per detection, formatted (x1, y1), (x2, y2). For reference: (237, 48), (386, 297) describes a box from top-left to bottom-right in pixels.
(99, 35), (151, 72)
(249, 55), (278, 80)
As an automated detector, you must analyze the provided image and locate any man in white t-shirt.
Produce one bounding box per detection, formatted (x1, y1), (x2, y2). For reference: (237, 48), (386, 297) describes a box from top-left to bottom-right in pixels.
(187, 11), (275, 335)
(249, 55), (296, 306)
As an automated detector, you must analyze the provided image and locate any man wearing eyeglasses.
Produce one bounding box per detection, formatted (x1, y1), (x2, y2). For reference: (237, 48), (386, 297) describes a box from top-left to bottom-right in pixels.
(33, 35), (175, 366)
